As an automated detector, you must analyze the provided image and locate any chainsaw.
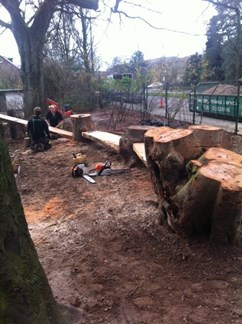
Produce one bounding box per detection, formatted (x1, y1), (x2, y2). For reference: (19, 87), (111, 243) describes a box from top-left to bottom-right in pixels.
(88, 161), (131, 177)
(71, 153), (95, 183)
(71, 163), (96, 183)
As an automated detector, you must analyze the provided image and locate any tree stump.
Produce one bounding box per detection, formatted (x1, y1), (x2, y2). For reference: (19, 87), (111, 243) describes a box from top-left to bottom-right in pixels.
(119, 125), (155, 167)
(119, 136), (140, 167)
(188, 125), (232, 150)
(71, 114), (96, 141)
(145, 125), (242, 244)
(125, 125), (155, 142)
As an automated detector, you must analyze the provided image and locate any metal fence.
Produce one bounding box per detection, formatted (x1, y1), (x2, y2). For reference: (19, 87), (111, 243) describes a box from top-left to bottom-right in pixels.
(102, 82), (242, 135)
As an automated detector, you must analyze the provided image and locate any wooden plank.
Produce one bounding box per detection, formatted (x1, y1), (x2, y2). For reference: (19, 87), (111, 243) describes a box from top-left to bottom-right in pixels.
(82, 130), (121, 152)
(0, 113), (73, 139)
(0, 114), (27, 126)
(48, 126), (72, 138)
(133, 142), (147, 166)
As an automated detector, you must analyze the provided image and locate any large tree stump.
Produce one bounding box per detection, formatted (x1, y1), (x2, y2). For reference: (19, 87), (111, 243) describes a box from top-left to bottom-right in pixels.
(71, 114), (96, 141)
(188, 125), (232, 150)
(145, 125), (242, 244)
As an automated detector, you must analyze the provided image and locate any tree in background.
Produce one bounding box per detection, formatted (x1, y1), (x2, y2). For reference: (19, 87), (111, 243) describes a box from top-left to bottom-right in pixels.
(129, 50), (149, 92)
(43, 5), (101, 110)
(183, 53), (204, 85)
(204, 0), (242, 81)
(0, 0), (98, 118)
(205, 15), (225, 81)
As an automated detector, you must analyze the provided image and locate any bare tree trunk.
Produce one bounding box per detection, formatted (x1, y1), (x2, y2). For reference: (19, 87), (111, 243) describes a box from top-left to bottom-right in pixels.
(145, 125), (242, 244)
(20, 40), (46, 118)
(0, 135), (67, 323)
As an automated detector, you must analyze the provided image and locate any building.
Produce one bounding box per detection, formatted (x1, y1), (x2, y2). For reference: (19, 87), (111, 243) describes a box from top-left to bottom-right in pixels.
(0, 55), (22, 89)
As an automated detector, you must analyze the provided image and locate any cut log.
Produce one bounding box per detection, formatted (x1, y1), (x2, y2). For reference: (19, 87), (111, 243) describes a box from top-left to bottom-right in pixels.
(82, 130), (121, 152)
(188, 125), (232, 150)
(125, 125), (155, 142)
(71, 114), (96, 141)
(145, 127), (202, 191)
(145, 125), (242, 244)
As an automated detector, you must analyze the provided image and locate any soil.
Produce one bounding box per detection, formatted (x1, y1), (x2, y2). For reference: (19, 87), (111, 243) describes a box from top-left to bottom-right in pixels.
(6, 109), (242, 324)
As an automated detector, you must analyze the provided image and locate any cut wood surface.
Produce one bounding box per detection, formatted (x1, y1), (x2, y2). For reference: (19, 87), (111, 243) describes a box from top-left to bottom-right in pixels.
(188, 124), (232, 149)
(0, 113), (73, 138)
(145, 125), (242, 244)
(0, 113), (28, 126)
(48, 126), (72, 138)
(133, 143), (147, 166)
(82, 130), (121, 152)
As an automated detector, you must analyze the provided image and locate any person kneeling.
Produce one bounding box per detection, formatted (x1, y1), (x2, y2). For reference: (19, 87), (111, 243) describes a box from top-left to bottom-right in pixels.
(27, 107), (52, 152)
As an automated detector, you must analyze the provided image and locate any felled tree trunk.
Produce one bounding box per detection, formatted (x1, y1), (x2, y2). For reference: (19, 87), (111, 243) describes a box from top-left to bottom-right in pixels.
(145, 125), (242, 244)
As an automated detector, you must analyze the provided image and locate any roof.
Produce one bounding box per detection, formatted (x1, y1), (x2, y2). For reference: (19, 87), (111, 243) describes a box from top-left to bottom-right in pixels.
(0, 89), (23, 93)
(0, 55), (20, 70)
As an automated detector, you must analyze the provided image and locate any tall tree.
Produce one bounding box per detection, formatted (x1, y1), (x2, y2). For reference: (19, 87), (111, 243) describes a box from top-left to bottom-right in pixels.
(183, 53), (203, 85)
(0, 0), (98, 118)
(204, 0), (242, 80)
(0, 134), (68, 323)
(44, 6), (99, 107)
(129, 50), (149, 88)
(205, 15), (225, 80)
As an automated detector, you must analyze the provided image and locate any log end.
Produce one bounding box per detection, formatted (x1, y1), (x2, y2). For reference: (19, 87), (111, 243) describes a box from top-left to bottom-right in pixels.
(200, 161), (242, 191)
(145, 127), (193, 143)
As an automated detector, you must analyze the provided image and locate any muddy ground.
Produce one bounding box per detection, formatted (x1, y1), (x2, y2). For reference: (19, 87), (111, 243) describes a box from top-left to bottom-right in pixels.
(6, 109), (242, 323)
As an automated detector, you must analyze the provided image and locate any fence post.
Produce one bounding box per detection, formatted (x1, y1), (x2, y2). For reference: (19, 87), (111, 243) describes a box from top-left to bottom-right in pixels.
(235, 78), (242, 135)
(165, 82), (168, 119)
(192, 84), (197, 125)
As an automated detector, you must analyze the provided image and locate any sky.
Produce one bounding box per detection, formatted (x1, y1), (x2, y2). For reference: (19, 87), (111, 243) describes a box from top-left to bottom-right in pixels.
(0, 0), (216, 69)
(94, 0), (216, 69)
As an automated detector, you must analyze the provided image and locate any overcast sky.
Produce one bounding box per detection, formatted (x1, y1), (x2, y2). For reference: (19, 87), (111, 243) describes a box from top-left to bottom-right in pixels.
(0, 0), (216, 69)
(94, 0), (216, 68)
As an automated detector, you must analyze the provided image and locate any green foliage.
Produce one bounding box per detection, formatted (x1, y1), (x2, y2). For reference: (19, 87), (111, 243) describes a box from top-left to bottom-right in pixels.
(183, 53), (204, 85)
(205, 15), (225, 80)
(204, 0), (242, 80)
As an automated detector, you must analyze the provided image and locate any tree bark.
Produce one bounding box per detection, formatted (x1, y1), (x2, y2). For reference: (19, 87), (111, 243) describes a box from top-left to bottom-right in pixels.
(145, 126), (242, 244)
(0, 135), (67, 323)
(71, 113), (95, 141)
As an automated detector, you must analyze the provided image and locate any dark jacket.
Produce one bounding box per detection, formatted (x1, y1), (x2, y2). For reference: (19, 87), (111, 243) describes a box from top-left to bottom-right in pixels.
(27, 116), (50, 141)
(46, 110), (63, 127)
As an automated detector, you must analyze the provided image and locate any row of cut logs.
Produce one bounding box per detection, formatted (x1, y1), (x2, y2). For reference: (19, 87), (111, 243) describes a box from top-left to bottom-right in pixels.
(144, 125), (242, 244)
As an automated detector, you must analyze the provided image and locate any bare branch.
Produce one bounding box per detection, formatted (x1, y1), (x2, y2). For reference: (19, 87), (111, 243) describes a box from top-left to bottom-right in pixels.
(61, 0), (98, 10)
(113, 0), (122, 12)
(110, 9), (201, 36)
(0, 18), (11, 29)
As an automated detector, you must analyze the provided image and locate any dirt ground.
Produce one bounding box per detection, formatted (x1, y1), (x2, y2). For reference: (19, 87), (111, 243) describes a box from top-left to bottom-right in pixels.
(6, 109), (242, 324)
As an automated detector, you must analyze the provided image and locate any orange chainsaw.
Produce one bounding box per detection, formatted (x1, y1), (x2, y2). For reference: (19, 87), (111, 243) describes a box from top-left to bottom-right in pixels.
(88, 161), (131, 177)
